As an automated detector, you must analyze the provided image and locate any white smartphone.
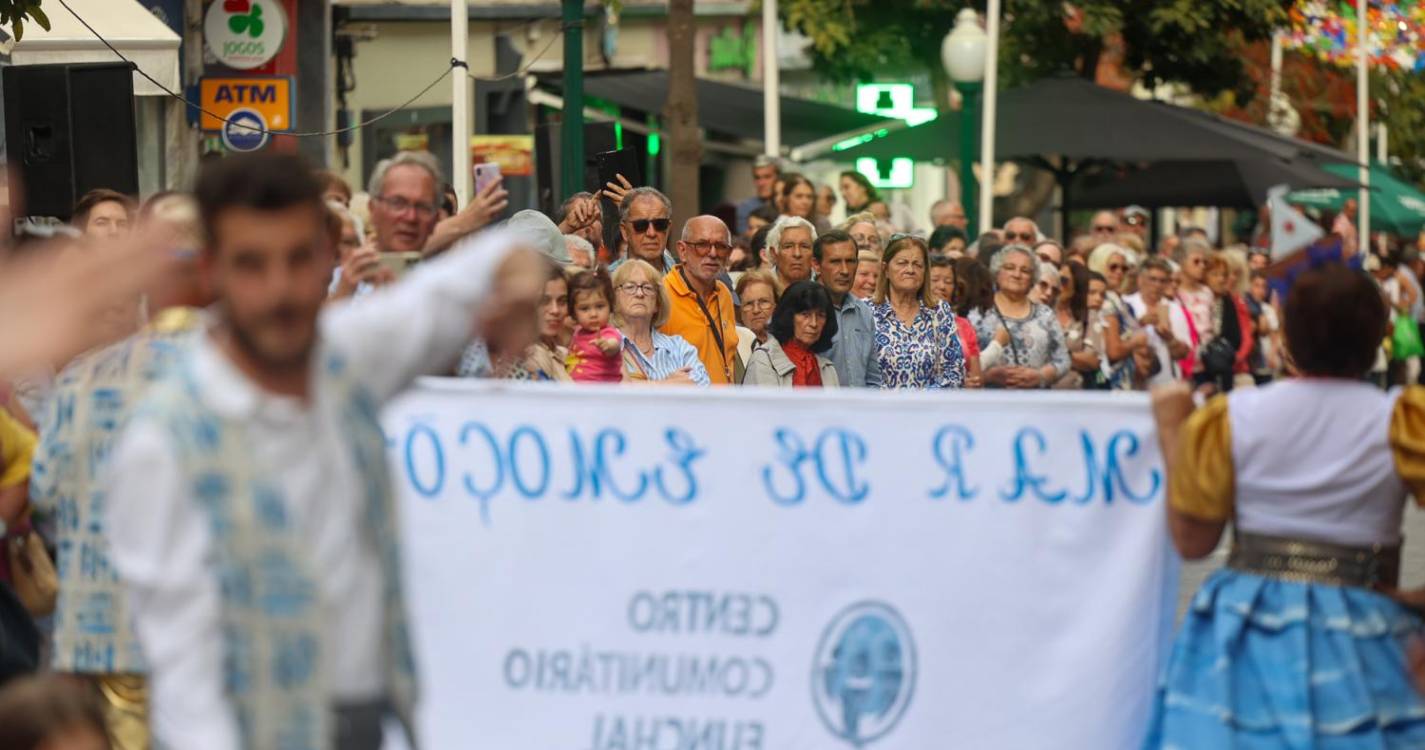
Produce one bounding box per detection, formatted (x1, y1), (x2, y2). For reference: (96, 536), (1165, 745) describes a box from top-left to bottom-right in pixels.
(473, 162), (502, 195)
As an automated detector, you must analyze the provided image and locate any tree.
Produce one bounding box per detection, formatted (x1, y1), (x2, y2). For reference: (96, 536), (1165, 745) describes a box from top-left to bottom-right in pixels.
(780, 1), (1290, 107)
(1, 0), (50, 42)
(664, 0), (701, 223)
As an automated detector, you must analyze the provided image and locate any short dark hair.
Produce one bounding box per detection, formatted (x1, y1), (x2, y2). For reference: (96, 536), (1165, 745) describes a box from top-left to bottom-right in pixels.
(566, 268), (615, 318)
(556, 191), (596, 225)
(929, 252), (953, 270)
(1284, 266), (1386, 378)
(1139, 256), (1173, 276)
(768, 280), (838, 354)
(749, 204), (779, 225)
(0, 676), (108, 750)
(195, 154), (325, 250)
(71, 188), (135, 227)
(812, 229), (854, 262)
(953, 256), (994, 317)
(929, 225), (968, 253)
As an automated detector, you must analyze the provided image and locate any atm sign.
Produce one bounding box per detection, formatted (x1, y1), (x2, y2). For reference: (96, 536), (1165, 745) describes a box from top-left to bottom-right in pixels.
(199, 77), (292, 132)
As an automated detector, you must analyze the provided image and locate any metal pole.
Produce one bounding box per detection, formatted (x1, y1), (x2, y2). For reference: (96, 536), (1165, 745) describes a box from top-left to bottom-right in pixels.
(451, 0), (470, 203)
(561, 0), (585, 200)
(977, 0), (1000, 235)
(762, 0), (780, 156)
(955, 81), (980, 239)
(1269, 31), (1282, 107)
(1357, 0), (1370, 253)
(1378, 122), (1388, 163)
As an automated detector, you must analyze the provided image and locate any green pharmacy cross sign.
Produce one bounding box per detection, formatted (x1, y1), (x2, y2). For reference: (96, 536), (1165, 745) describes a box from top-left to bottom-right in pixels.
(853, 83), (936, 190)
(708, 26), (757, 78)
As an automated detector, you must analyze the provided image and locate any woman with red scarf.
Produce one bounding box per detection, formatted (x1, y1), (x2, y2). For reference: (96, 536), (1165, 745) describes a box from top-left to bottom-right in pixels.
(743, 281), (840, 387)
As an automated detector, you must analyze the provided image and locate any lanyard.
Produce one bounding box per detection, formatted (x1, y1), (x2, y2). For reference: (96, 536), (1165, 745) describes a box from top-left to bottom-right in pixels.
(679, 267), (730, 376)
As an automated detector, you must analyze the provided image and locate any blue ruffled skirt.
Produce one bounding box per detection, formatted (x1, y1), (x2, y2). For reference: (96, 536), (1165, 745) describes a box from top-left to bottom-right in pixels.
(1145, 569), (1425, 749)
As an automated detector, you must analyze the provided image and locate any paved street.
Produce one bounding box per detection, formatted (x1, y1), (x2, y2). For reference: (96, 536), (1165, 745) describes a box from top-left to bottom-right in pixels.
(1177, 503), (1425, 618)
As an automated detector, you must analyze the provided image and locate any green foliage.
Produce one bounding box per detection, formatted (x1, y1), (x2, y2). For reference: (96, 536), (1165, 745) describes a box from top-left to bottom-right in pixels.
(1378, 71), (1425, 187)
(0, 0), (51, 42)
(782, 0), (1289, 105)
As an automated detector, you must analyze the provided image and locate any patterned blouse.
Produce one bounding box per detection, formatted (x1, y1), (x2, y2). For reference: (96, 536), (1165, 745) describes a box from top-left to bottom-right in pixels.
(871, 300), (966, 389)
(969, 302), (1070, 379)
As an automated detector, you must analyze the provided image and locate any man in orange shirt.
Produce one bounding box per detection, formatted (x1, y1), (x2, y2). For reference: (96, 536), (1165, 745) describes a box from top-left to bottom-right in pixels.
(661, 216), (738, 384)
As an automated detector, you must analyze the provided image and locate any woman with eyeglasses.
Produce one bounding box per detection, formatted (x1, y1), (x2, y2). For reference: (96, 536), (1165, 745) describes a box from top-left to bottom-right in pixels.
(1090, 242), (1152, 390)
(870, 236), (966, 389)
(969, 245), (1069, 389)
(610, 259), (710, 386)
(734, 270), (780, 372)
(744, 281), (841, 387)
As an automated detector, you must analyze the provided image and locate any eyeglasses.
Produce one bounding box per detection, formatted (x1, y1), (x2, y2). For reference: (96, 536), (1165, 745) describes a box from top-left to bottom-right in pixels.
(685, 240), (732, 255)
(375, 195), (438, 219)
(618, 282), (657, 297)
(1092, 224), (1117, 233)
(741, 299), (774, 310)
(628, 218), (671, 234)
(1005, 231), (1036, 242)
(1106, 263), (1127, 272)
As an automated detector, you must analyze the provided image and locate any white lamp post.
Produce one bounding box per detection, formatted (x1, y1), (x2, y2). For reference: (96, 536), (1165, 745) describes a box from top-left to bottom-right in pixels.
(942, 8), (985, 237)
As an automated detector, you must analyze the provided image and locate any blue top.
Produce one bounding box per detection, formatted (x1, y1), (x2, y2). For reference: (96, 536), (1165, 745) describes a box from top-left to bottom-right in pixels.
(827, 293), (883, 387)
(622, 330), (711, 386)
(871, 300), (966, 389)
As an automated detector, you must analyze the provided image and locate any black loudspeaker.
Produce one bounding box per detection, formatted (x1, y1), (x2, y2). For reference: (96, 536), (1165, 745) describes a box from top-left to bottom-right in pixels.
(3, 62), (138, 220)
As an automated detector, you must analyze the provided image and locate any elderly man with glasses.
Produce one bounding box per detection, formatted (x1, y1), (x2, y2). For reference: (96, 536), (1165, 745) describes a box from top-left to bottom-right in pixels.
(610, 186), (677, 273)
(1090, 210), (1120, 239)
(1001, 216), (1040, 246)
(1123, 256), (1191, 385)
(661, 216), (739, 384)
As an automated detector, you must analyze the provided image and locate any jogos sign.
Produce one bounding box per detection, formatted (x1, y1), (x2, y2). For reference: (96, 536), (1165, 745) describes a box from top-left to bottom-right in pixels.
(204, 0), (288, 70)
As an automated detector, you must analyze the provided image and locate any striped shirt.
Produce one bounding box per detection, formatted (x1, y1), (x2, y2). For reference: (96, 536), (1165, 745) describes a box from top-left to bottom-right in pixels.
(622, 331), (711, 385)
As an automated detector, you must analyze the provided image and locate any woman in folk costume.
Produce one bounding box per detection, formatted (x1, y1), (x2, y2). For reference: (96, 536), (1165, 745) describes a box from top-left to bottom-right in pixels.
(1146, 265), (1425, 748)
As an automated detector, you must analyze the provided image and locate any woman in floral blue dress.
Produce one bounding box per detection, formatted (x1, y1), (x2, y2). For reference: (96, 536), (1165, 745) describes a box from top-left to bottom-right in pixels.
(870, 235), (966, 389)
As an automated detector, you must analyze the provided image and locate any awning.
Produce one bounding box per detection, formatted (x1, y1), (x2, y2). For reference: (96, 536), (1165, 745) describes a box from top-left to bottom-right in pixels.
(11, 0), (180, 96)
(537, 70), (891, 148)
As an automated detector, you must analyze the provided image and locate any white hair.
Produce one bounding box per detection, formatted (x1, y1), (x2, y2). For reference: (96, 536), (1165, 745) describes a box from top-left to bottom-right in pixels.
(765, 215), (817, 253)
(367, 150), (443, 198)
(989, 244), (1040, 286)
(327, 199), (364, 241)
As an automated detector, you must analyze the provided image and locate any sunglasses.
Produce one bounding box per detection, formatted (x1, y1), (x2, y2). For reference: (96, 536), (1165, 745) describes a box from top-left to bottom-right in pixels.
(1107, 263), (1127, 272)
(628, 218), (671, 233)
(1093, 225), (1117, 233)
(1005, 231), (1035, 242)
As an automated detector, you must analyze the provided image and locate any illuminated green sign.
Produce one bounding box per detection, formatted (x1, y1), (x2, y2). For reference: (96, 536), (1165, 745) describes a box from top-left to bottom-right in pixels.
(856, 157), (914, 190)
(855, 83), (937, 126)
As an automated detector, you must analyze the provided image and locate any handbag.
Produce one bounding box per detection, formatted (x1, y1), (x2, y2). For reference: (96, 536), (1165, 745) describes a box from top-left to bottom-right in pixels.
(1392, 313), (1425, 361)
(7, 531), (57, 617)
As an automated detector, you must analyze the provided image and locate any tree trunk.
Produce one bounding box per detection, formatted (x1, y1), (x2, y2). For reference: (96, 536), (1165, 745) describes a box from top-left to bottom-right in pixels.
(664, 0), (702, 234)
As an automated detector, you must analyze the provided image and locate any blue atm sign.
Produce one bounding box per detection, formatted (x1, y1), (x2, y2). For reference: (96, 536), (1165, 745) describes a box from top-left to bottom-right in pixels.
(199, 77), (292, 132)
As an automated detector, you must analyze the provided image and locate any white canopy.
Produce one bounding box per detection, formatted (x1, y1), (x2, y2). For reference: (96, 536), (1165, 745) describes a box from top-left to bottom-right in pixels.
(11, 0), (180, 96)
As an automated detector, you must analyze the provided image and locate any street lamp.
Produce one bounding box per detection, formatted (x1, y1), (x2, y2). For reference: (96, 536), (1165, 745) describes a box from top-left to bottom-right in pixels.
(942, 8), (986, 238)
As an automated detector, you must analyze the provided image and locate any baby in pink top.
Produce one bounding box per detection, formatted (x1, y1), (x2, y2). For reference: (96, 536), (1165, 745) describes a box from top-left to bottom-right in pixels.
(564, 270), (624, 383)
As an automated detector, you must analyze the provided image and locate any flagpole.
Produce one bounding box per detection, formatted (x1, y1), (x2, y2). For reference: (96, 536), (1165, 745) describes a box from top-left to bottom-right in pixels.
(977, 0), (1000, 235)
(451, 0), (470, 204)
(1356, 0), (1371, 253)
(762, 0), (780, 157)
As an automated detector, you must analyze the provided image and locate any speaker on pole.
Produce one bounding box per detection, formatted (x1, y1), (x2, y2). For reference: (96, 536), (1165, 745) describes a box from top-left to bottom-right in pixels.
(3, 62), (138, 220)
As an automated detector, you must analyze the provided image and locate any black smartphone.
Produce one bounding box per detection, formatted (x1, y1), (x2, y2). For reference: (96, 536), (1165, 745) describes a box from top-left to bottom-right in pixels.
(594, 148), (642, 197)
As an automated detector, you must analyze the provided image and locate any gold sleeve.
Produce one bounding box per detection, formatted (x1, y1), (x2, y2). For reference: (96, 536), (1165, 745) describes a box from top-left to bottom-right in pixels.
(1390, 386), (1425, 505)
(1168, 395), (1234, 522)
(0, 408), (36, 489)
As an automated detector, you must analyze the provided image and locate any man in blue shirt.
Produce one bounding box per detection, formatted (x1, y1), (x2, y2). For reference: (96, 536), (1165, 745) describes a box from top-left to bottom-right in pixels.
(735, 155), (781, 234)
(815, 230), (882, 387)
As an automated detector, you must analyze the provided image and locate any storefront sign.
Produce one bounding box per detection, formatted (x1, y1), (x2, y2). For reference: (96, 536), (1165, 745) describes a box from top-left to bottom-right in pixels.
(199, 77), (291, 132)
(470, 135), (534, 177)
(221, 108), (270, 152)
(385, 382), (1179, 750)
(204, 0), (288, 70)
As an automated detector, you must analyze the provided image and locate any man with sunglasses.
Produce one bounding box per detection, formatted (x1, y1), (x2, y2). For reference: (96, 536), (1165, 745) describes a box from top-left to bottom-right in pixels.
(661, 216), (738, 384)
(613, 187), (678, 273)
(1090, 210), (1120, 240)
(1002, 216), (1040, 246)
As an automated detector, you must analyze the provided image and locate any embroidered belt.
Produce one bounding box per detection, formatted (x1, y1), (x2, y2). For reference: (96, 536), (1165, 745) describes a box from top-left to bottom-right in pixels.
(1227, 532), (1400, 588)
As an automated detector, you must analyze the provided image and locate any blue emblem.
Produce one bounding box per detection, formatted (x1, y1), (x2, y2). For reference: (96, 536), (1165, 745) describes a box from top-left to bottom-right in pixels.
(812, 601), (917, 747)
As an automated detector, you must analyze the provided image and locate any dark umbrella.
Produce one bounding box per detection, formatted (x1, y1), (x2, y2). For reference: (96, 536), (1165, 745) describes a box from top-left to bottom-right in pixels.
(1072, 158), (1362, 209)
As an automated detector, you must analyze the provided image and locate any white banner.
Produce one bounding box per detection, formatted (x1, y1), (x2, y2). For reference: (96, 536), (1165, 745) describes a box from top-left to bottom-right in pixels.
(385, 381), (1179, 750)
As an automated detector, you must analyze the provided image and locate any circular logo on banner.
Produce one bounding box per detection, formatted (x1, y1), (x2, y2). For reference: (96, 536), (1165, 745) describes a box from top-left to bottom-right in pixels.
(811, 601), (917, 747)
(204, 0), (288, 70)
(222, 108), (270, 152)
